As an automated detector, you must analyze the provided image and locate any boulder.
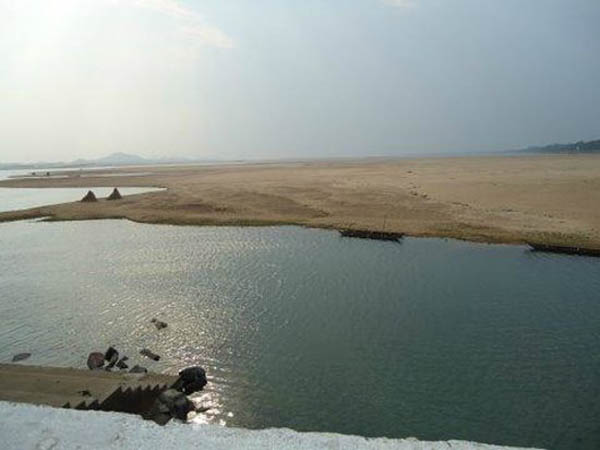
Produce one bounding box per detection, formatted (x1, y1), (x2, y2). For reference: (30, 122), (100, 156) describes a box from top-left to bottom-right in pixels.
(81, 190), (97, 202)
(107, 188), (122, 201)
(151, 389), (194, 422)
(104, 347), (119, 368)
(87, 352), (105, 370)
(116, 357), (129, 370)
(175, 366), (207, 394)
(12, 353), (31, 362)
(151, 318), (168, 330)
(129, 365), (147, 374)
(140, 348), (160, 361)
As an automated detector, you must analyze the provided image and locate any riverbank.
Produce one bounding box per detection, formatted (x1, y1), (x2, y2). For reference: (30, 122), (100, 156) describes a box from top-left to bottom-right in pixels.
(1, 155), (599, 248)
(0, 401), (542, 449)
(0, 364), (177, 409)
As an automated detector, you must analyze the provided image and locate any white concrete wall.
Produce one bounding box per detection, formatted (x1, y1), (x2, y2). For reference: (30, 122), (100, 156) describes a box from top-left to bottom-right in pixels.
(0, 401), (543, 450)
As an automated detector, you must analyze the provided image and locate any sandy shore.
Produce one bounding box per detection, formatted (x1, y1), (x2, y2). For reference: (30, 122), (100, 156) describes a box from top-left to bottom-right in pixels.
(1, 155), (599, 248)
(0, 363), (176, 409)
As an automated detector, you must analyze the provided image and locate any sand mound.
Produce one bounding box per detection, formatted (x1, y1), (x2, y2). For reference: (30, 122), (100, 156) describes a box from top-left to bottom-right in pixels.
(107, 188), (122, 201)
(81, 191), (97, 202)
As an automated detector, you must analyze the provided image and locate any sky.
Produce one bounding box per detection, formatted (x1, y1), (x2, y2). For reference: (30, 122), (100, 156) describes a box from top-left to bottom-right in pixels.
(0, 0), (599, 163)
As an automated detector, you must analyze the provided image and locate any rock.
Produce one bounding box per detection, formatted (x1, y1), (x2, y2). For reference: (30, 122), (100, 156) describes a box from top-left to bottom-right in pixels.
(150, 412), (172, 426)
(175, 366), (207, 394)
(116, 358), (129, 370)
(12, 353), (31, 362)
(171, 395), (195, 421)
(151, 318), (168, 330)
(104, 347), (119, 368)
(129, 365), (147, 374)
(78, 390), (91, 397)
(81, 190), (97, 202)
(140, 348), (160, 361)
(87, 352), (105, 370)
(151, 389), (194, 422)
(107, 188), (122, 201)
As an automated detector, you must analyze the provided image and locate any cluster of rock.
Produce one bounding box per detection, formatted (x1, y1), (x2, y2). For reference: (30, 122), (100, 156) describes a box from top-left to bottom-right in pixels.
(84, 347), (208, 424)
(81, 317), (211, 424)
(86, 319), (168, 371)
(86, 347), (142, 373)
(150, 367), (208, 424)
(80, 188), (122, 203)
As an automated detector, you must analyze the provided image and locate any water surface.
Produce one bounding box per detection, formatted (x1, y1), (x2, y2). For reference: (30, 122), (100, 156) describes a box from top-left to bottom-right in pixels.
(0, 187), (164, 213)
(0, 220), (598, 449)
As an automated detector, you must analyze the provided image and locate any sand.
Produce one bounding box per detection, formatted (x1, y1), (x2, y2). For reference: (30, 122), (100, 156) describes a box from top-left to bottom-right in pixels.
(1, 154), (599, 248)
(0, 363), (176, 409)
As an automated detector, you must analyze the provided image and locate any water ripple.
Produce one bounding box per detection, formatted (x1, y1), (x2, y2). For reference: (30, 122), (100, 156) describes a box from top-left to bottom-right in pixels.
(0, 221), (599, 449)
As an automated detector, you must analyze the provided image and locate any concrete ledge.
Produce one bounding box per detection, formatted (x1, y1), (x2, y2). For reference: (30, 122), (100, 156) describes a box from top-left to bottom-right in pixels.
(0, 401), (543, 450)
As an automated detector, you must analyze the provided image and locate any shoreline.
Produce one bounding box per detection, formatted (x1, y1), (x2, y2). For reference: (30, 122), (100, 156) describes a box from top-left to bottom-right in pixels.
(0, 363), (177, 411)
(6, 215), (597, 259)
(1, 155), (599, 250)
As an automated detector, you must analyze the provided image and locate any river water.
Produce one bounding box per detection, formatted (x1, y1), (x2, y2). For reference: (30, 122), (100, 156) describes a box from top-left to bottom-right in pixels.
(0, 220), (598, 449)
(0, 187), (164, 213)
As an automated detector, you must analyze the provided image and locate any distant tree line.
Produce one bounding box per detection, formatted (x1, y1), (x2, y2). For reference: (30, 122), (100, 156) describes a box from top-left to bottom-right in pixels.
(522, 139), (600, 154)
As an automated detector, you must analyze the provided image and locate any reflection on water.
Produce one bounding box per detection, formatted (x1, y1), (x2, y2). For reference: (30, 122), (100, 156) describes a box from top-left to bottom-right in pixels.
(0, 220), (599, 449)
(0, 169), (34, 180)
(0, 187), (164, 213)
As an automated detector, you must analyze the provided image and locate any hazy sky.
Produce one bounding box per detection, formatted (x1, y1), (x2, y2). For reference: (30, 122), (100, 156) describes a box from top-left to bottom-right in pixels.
(1, 0), (599, 162)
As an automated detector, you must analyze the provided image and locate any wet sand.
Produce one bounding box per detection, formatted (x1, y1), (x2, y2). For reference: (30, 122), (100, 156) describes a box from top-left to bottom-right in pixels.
(1, 155), (599, 248)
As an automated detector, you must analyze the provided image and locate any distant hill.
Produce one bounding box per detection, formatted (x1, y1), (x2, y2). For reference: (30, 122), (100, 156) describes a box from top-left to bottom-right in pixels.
(0, 152), (205, 171)
(519, 139), (600, 154)
(80, 152), (150, 166)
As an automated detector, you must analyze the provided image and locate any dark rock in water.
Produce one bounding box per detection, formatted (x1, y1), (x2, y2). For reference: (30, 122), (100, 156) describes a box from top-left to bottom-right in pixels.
(104, 347), (119, 368)
(528, 242), (600, 257)
(129, 365), (147, 374)
(140, 348), (160, 361)
(116, 357), (129, 370)
(151, 318), (168, 330)
(12, 353), (31, 362)
(81, 190), (97, 202)
(107, 188), (122, 201)
(78, 390), (91, 397)
(151, 389), (194, 422)
(175, 366), (207, 394)
(87, 352), (105, 370)
(339, 229), (404, 242)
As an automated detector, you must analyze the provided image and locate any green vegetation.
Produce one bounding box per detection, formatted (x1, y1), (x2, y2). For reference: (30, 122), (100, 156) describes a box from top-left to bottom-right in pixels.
(521, 139), (600, 153)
